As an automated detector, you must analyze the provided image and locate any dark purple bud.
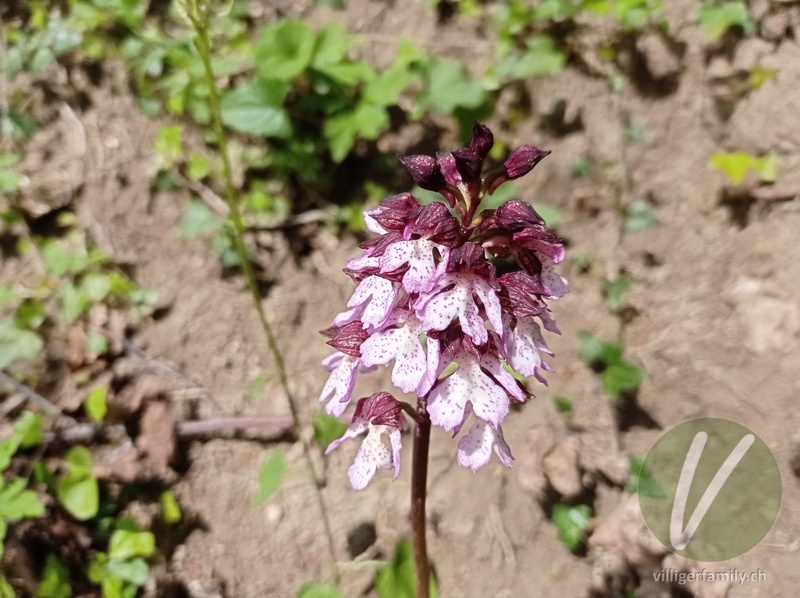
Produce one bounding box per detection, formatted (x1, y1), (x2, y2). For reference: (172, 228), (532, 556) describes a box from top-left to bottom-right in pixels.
(323, 322), (369, 357)
(495, 200), (545, 230)
(436, 152), (462, 187)
(453, 148), (483, 194)
(469, 122), (494, 160)
(504, 145), (550, 179)
(399, 155), (446, 192)
(368, 193), (421, 232)
(352, 391), (402, 427)
(408, 201), (460, 245)
(499, 271), (547, 319)
(487, 145), (551, 195)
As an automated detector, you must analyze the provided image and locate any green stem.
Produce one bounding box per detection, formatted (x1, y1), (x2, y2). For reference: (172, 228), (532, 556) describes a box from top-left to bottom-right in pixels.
(187, 1), (339, 581)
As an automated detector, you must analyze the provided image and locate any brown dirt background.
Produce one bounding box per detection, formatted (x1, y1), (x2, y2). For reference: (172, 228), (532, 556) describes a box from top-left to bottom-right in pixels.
(7, 0), (800, 596)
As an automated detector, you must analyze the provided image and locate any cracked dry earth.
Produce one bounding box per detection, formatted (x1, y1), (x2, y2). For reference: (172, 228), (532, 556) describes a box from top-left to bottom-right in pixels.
(11, 0), (800, 596)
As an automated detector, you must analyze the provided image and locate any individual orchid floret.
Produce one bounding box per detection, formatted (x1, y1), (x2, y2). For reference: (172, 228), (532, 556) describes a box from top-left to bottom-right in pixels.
(360, 312), (440, 395)
(317, 351), (361, 417)
(427, 346), (524, 433)
(326, 392), (404, 490)
(457, 417), (514, 472)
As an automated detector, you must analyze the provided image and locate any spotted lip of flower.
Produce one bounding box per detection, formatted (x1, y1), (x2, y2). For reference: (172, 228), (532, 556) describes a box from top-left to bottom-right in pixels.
(325, 392), (404, 490)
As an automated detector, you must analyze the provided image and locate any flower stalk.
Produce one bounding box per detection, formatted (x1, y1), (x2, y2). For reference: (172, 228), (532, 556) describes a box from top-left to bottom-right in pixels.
(410, 399), (432, 598)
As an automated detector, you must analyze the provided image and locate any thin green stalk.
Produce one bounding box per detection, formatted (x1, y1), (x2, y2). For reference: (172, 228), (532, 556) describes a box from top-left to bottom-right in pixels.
(185, 0), (339, 580)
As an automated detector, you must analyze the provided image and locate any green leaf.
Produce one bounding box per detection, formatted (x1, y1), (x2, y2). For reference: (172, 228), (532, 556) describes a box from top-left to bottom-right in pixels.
(65, 446), (92, 474)
(324, 104), (388, 162)
(614, 0), (664, 30)
(296, 584), (346, 598)
(626, 455), (665, 498)
(0, 320), (44, 369)
(108, 530), (155, 561)
(317, 60), (374, 86)
(105, 557), (149, 587)
(601, 361), (644, 399)
(154, 125), (183, 169)
(36, 554), (72, 598)
(0, 170), (20, 193)
(221, 80), (292, 138)
(0, 284), (19, 311)
(60, 283), (90, 323)
(753, 154), (777, 183)
(57, 447), (98, 520)
(418, 59), (486, 115)
(577, 331), (622, 367)
(312, 413), (347, 449)
(14, 411), (43, 447)
(14, 298), (46, 329)
(40, 241), (94, 277)
(256, 20), (317, 81)
(710, 151), (752, 185)
(0, 478), (45, 520)
(603, 275), (634, 311)
(749, 65), (778, 90)
(88, 332), (109, 356)
(255, 451), (287, 505)
(0, 575), (14, 598)
(375, 539), (438, 598)
(552, 504), (592, 551)
(85, 387), (108, 422)
(497, 35), (566, 80)
(160, 490), (181, 524)
(180, 201), (222, 239)
(187, 152), (211, 181)
(0, 154), (20, 169)
(553, 396), (573, 416)
(696, 1), (754, 40)
(363, 67), (415, 106)
(624, 199), (660, 232)
(82, 273), (112, 302)
(312, 24), (351, 69)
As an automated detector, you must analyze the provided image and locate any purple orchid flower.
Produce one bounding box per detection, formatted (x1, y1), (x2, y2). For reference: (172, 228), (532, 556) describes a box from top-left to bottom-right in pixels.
(321, 122), (567, 490)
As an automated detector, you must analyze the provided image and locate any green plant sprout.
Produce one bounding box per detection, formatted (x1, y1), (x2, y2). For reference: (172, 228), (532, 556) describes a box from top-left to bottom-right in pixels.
(710, 151), (778, 186)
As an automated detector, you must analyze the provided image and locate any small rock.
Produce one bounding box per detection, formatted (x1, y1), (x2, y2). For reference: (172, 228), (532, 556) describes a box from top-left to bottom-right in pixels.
(636, 32), (681, 80)
(542, 436), (584, 499)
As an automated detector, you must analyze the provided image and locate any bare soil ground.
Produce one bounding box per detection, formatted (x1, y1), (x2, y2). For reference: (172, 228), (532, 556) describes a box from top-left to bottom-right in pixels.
(5, 0), (800, 597)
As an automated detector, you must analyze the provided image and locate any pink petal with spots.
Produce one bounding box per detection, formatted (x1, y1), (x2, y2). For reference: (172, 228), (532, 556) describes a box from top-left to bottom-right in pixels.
(457, 420), (514, 471)
(347, 426), (394, 490)
(427, 350), (510, 431)
(417, 334), (440, 396)
(541, 259), (568, 299)
(417, 274), (488, 345)
(504, 317), (553, 379)
(480, 353), (525, 402)
(360, 315), (429, 394)
(318, 353), (359, 416)
(380, 239), (444, 293)
(347, 275), (399, 329)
